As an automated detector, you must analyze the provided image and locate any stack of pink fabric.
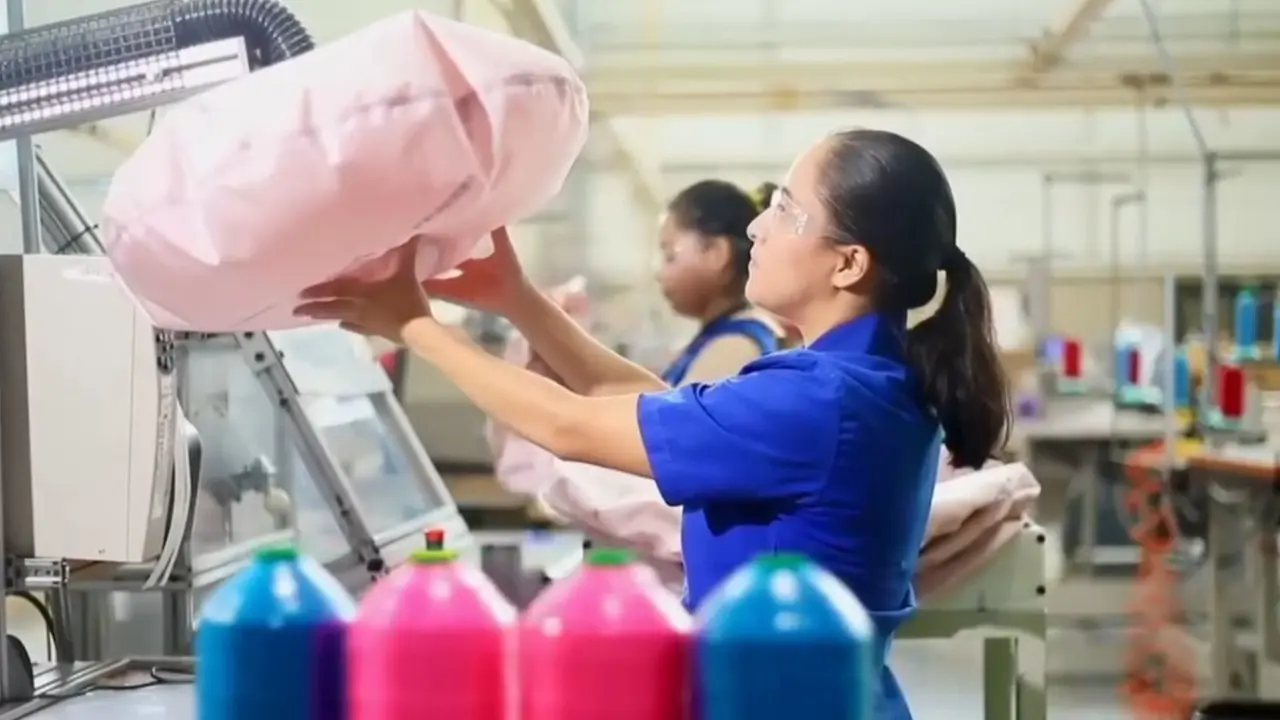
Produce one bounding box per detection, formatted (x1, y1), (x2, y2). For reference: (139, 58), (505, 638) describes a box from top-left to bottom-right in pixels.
(916, 453), (1040, 599)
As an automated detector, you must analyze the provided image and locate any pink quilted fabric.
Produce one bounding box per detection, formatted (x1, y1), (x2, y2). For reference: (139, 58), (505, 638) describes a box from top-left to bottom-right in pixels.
(102, 11), (588, 331)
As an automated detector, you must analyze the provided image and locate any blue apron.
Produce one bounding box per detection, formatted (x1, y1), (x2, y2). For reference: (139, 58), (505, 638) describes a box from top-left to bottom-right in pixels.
(661, 313), (780, 387)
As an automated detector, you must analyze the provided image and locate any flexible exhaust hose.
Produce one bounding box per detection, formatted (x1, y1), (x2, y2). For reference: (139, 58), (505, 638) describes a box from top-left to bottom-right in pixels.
(171, 0), (314, 67)
(0, 0), (313, 90)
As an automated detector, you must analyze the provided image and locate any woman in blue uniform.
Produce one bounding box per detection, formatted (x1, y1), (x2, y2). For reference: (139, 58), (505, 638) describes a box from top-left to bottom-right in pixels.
(649, 179), (788, 385)
(296, 128), (1011, 719)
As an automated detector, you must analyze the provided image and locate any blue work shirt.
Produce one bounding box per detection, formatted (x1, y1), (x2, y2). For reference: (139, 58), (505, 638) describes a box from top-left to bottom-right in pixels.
(636, 312), (941, 720)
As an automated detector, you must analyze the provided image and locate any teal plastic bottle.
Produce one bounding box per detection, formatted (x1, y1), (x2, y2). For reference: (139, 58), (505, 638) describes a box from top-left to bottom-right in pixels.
(196, 546), (357, 720)
(695, 554), (875, 720)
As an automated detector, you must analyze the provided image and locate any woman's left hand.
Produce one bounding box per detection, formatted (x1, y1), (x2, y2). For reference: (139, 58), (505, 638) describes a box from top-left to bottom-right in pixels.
(294, 243), (431, 343)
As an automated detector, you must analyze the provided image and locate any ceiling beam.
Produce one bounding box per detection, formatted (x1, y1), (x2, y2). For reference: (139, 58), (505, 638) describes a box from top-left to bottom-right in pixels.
(1026, 0), (1120, 76)
(492, 0), (664, 211)
(586, 53), (1280, 88)
(656, 152), (1280, 174)
(582, 52), (1280, 113)
(588, 83), (1280, 115)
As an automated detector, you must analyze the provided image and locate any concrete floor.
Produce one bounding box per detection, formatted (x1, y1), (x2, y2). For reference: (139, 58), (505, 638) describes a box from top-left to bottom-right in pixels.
(892, 637), (1128, 718)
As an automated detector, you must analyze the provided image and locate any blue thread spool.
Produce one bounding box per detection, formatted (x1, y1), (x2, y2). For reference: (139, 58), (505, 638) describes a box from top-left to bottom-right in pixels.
(1172, 347), (1192, 412)
(1115, 343), (1135, 391)
(1272, 296), (1280, 361)
(1234, 288), (1259, 359)
(696, 554), (875, 720)
(196, 546), (356, 720)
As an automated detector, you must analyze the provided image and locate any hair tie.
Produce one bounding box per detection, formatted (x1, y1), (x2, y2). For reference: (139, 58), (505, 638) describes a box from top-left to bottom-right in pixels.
(749, 188), (768, 212)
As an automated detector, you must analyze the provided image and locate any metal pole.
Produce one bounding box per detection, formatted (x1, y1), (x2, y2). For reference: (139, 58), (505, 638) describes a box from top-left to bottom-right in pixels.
(1037, 176), (1054, 349)
(0, 0), (23, 701)
(1040, 175), (1054, 258)
(1134, 91), (1150, 263)
(1039, 171), (1131, 344)
(7, 0), (39, 255)
(1161, 269), (1179, 476)
(1202, 152), (1221, 410)
(1136, 0), (1209, 158)
(1108, 192), (1145, 330)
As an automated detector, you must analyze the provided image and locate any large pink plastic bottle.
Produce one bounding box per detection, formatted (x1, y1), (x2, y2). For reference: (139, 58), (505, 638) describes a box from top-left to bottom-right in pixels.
(520, 547), (693, 720)
(348, 549), (517, 720)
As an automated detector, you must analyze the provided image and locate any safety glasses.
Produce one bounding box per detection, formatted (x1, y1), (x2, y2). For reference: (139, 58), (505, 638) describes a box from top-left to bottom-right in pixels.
(755, 187), (810, 238)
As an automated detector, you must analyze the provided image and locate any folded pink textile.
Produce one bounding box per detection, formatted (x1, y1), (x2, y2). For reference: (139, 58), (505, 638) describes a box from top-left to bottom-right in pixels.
(103, 11), (587, 331)
(916, 456), (1040, 599)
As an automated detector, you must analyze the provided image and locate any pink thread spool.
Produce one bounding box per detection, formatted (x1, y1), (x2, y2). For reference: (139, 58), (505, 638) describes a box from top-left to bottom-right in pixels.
(348, 549), (516, 720)
(520, 548), (693, 720)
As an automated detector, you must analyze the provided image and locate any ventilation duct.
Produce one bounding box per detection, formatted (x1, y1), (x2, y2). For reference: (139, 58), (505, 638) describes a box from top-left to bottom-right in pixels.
(0, 0), (312, 140)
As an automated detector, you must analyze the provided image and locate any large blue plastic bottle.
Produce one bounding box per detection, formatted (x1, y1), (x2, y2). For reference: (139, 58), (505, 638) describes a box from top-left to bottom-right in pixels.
(1235, 288), (1259, 358)
(196, 546), (357, 720)
(695, 554), (875, 720)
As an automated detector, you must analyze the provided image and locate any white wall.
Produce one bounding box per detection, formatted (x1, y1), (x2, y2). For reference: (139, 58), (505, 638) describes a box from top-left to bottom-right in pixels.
(578, 108), (1280, 279)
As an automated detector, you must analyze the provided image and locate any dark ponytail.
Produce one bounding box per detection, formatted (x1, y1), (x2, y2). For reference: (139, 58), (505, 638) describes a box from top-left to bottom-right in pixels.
(819, 128), (1010, 469)
(906, 250), (1010, 469)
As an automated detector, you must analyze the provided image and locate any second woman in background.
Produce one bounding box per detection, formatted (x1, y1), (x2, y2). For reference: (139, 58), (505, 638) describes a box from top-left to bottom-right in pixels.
(486, 179), (789, 583)
(652, 179), (791, 384)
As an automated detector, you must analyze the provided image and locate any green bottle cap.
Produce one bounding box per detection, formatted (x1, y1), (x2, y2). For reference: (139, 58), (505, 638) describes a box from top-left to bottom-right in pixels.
(409, 549), (458, 564)
(755, 552), (809, 570)
(585, 548), (635, 566)
(256, 545), (299, 562)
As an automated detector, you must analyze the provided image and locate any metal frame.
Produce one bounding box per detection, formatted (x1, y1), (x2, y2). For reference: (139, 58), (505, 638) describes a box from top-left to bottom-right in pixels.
(1122, 1), (1280, 711)
(228, 331), (384, 579)
(1030, 170), (1131, 349)
(0, 5), (476, 714)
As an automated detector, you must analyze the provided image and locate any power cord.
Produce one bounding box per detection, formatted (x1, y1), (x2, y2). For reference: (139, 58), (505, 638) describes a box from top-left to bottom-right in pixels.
(37, 665), (193, 704)
(3, 591), (193, 708)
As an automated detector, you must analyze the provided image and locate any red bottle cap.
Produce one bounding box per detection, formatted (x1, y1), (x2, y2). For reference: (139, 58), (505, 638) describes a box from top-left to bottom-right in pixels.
(424, 529), (446, 550)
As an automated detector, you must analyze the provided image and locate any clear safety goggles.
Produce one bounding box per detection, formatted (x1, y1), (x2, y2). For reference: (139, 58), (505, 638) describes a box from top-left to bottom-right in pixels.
(753, 187), (810, 238)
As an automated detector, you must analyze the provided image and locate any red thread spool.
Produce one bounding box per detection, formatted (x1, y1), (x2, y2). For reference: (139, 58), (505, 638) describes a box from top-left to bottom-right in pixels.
(1061, 339), (1082, 379)
(1217, 364), (1245, 419)
(1127, 347), (1142, 384)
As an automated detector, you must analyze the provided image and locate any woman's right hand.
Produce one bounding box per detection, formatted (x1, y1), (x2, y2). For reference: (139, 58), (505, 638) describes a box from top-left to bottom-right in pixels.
(422, 226), (532, 316)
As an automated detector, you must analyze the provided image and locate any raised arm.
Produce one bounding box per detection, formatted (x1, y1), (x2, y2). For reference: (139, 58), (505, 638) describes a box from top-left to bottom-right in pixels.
(503, 283), (667, 396)
(420, 227), (666, 397)
(400, 316), (655, 476)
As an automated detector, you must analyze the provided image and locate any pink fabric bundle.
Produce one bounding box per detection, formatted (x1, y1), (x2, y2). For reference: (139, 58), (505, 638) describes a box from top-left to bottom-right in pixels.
(916, 455), (1041, 599)
(102, 11), (588, 331)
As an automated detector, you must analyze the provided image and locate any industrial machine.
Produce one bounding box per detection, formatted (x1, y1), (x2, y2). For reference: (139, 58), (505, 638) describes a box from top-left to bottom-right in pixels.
(0, 254), (180, 566)
(0, 2), (493, 714)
